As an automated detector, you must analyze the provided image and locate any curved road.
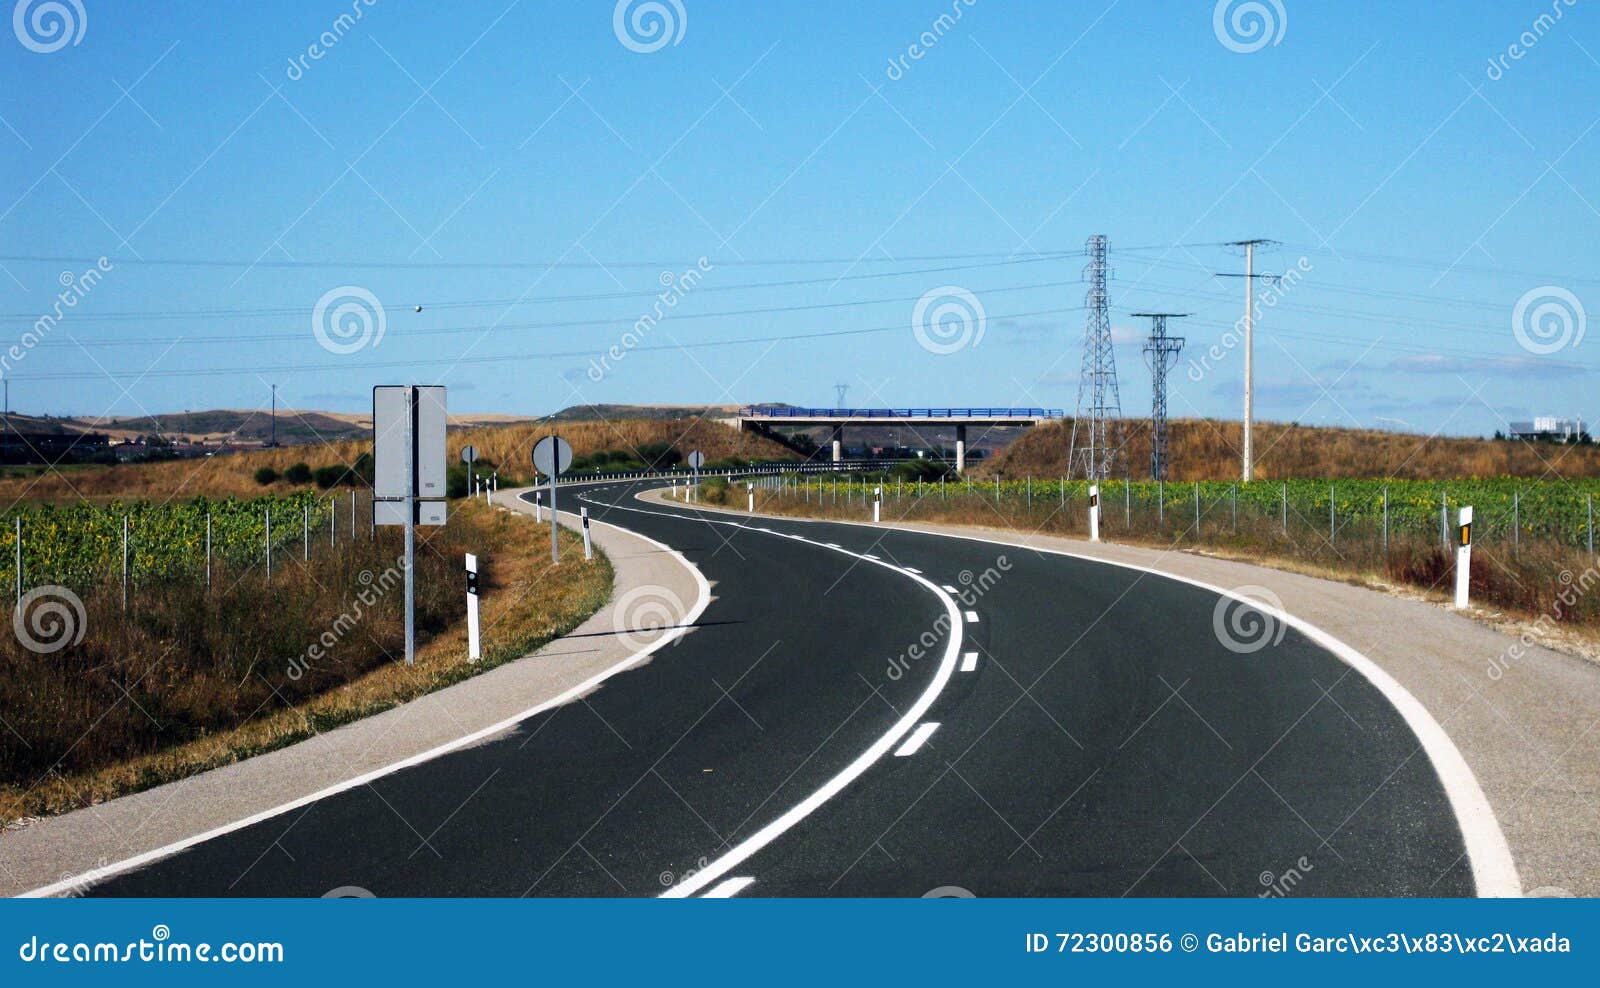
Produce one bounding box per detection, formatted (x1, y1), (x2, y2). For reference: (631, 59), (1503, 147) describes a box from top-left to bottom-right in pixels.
(85, 479), (1477, 897)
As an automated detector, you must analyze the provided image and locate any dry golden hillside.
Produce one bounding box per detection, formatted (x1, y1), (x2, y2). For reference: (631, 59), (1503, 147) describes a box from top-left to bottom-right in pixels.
(980, 419), (1600, 481)
(0, 417), (797, 503)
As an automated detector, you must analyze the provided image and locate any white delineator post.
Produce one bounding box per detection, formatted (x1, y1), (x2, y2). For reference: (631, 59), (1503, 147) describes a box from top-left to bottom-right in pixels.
(534, 491), (543, 522)
(747, 482), (755, 513)
(873, 486), (882, 523)
(581, 506), (593, 560)
(1089, 484), (1101, 542)
(465, 552), (481, 661)
(1455, 505), (1474, 609)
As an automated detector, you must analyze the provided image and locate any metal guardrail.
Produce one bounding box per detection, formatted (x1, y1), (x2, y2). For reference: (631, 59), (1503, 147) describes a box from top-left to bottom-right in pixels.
(738, 407), (1062, 419)
(548, 460), (901, 484)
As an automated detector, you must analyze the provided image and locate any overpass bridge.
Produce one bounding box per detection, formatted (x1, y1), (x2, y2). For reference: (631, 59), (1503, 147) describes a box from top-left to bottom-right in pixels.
(733, 406), (1063, 472)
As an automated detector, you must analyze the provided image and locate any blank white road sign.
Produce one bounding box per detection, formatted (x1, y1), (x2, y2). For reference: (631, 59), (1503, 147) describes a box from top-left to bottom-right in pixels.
(373, 384), (448, 525)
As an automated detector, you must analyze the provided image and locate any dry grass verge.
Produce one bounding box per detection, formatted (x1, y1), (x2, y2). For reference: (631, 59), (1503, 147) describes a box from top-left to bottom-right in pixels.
(0, 499), (609, 825)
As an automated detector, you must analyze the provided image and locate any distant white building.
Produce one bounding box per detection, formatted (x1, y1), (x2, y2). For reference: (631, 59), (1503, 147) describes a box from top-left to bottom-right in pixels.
(1508, 417), (1586, 441)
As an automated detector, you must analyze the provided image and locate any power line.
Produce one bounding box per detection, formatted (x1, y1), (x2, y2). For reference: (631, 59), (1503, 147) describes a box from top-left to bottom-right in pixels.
(0, 304), (1087, 382)
(18, 279), (1089, 348)
(0, 254), (1080, 323)
(0, 248), (1088, 272)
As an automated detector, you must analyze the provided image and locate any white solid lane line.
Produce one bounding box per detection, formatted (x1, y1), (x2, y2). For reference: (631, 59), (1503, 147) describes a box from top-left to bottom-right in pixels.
(701, 877), (756, 898)
(600, 494), (965, 899)
(894, 722), (940, 757)
(960, 651), (979, 672)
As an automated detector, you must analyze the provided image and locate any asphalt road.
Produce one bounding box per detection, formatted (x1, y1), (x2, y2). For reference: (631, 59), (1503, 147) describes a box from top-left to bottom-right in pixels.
(86, 479), (1475, 897)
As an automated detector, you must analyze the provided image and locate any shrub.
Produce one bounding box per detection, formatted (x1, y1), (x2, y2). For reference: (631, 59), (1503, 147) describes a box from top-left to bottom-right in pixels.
(284, 462), (313, 484)
(313, 465), (347, 489)
(253, 466), (279, 486)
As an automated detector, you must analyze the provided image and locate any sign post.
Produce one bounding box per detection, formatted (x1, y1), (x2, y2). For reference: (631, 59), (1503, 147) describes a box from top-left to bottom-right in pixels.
(465, 552), (481, 661)
(461, 445), (477, 503)
(1455, 505), (1474, 609)
(1089, 484), (1101, 543)
(374, 385), (447, 665)
(533, 435), (574, 564)
(688, 450), (704, 504)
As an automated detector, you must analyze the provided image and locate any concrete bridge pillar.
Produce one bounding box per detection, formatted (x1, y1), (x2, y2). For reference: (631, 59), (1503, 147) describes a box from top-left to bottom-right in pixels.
(955, 424), (967, 473)
(830, 423), (843, 463)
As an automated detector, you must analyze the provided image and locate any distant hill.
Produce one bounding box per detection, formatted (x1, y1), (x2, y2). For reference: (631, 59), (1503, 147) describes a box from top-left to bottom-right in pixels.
(0, 409), (545, 448)
(545, 403), (740, 422)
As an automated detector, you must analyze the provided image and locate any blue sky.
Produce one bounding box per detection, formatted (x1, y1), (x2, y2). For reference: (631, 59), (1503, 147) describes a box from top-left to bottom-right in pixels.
(1, 0), (1596, 436)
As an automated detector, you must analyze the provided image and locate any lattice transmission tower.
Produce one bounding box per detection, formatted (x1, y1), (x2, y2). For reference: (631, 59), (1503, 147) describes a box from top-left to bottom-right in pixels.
(1067, 234), (1124, 480)
(1134, 312), (1188, 481)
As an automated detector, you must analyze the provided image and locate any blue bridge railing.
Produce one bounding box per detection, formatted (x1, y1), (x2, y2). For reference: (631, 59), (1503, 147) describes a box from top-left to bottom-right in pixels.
(739, 406), (1062, 419)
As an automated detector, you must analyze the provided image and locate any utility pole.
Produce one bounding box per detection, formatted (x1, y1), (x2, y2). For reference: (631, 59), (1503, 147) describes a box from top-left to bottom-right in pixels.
(1067, 234), (1124, 480)
(1217, 239), (1278, 482)
(1134, 312), (1188, 482)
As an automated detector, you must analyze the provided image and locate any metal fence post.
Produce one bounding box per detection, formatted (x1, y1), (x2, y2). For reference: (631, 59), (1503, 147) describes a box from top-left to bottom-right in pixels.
(1512, 489), (1519, 558)
(13, 516), (20, 605)
(266, 508), (272, 582)
(1589, 494), (1595, 557)
(1158, 481), (1164, 526)
(1193, 481), (1200, 536)
(1125, 482), (1130, 528)
(1231, 482), (1237, 532)
(1329, 483), (1335, 544)
(1382, 487), (1389, 555)
(122, 514), (129, 611)
(206, 512), (212, 589)
(1440, 491), (1448, 553)
(1281, 482), (1287, 536)
(303, 503), (309, 561)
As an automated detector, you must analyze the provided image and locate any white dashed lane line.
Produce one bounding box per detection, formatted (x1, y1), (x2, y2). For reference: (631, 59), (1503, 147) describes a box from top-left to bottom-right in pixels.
(893, 723), (941, 757)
